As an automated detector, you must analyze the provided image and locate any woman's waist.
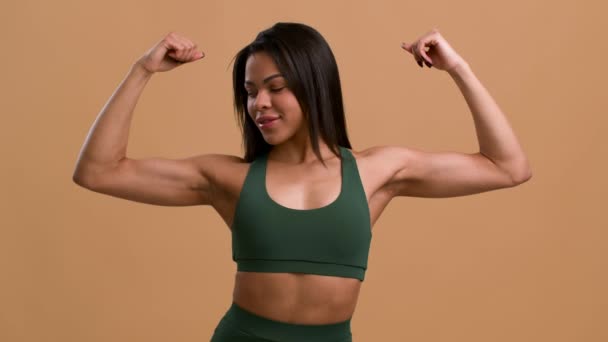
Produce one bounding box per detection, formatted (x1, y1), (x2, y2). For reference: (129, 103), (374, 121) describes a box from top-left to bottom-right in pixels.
(232, 271), (361, 324)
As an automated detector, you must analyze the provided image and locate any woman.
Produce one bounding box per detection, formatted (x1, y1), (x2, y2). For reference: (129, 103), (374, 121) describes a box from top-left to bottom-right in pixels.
(73, 22), (531, 341)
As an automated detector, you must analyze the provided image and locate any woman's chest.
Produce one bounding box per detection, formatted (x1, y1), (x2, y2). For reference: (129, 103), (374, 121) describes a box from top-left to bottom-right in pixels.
(212, 150), (392, 231)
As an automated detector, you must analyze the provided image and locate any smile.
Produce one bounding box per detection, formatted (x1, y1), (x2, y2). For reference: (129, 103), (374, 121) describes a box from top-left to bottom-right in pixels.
(258, 118), (280, 129)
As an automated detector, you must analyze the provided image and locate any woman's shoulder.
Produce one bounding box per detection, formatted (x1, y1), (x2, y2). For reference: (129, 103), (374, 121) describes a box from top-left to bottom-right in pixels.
(346, 145), (397, 161)
(193, 153), (249, 169)
(193, 153), (250, 184)
(348, 144), (412, 162)
(192, 153), (252, 202)
(349, 145), (406, 200)
(345, 145), (409, 188)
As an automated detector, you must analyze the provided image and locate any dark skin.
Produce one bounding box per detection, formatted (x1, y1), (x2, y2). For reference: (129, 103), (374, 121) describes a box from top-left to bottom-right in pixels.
(227, 50), (383, 324)
(210, 144), (390, 324)
(73, 30), (531, 325)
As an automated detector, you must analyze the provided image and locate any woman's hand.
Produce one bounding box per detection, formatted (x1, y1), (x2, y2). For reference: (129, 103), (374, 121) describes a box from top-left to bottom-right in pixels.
(135, 32), (205, 74)
(401, 28), (466, 72)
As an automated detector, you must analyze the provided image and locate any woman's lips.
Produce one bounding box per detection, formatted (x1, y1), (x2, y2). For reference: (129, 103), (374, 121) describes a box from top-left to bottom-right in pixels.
(258, 117), (280, 129)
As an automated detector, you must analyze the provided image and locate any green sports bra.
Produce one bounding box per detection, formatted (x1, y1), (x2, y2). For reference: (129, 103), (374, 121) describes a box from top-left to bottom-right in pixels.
(231, 146), (373, 281)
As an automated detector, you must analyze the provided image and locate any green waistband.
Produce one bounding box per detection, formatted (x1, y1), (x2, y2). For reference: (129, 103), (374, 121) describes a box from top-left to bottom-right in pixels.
(237, 259), (365, 281)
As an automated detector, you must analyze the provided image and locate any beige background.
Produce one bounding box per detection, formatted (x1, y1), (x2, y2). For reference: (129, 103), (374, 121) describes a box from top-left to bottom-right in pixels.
(2, 0), (606, 341)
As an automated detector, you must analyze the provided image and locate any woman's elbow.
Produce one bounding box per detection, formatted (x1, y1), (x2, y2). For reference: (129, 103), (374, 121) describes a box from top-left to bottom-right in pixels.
(511, 168), (533, 186)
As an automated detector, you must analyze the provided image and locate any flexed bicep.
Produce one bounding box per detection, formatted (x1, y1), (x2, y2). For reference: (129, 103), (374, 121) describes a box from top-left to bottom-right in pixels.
(373, 145), (518, 198)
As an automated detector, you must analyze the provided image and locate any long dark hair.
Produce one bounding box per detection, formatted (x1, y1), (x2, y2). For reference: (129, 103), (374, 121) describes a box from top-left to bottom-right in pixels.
(231, 22), (352, 165)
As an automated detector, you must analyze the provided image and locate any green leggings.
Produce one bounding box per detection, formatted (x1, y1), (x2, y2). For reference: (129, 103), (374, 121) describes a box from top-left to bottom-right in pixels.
(210, 302), (353, 342)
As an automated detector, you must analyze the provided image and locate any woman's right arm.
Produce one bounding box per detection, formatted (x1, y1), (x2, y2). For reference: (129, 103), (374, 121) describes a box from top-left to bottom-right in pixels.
(71, 32), (222, 207)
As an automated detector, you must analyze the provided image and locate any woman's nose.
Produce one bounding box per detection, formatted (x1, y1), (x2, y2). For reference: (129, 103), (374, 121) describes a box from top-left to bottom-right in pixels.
(252, 90), (271, 111)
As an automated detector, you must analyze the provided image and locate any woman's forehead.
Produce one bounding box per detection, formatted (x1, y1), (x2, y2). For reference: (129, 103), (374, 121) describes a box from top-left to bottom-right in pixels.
(245, 52), (283, 85)
(246, 52), (279, 73)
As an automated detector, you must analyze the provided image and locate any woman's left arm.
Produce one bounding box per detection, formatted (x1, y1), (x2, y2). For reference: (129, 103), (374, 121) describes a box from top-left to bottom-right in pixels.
(376, 29), (531, 198)
(447, 61), (531, 182)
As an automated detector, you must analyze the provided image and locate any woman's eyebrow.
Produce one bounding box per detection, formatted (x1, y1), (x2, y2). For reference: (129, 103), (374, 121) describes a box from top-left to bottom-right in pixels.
(244, 73), (284, 86)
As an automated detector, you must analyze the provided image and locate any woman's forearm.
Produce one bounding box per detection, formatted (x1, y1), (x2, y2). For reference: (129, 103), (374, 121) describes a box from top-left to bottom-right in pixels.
(72, 62), (153, 183)
(448, 62), (532, 181)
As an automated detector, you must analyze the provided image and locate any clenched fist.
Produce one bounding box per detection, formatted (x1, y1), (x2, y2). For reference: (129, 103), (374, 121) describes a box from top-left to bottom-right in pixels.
(401, 28), (466, 72)
(136, 32), (205, 74)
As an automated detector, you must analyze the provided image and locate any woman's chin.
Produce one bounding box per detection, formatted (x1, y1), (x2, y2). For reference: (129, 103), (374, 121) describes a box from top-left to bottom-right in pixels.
(263, 137), (280, 145)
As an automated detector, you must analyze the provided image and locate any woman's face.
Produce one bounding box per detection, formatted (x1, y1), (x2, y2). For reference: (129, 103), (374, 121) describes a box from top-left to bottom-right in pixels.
(244, 51), (306, 145)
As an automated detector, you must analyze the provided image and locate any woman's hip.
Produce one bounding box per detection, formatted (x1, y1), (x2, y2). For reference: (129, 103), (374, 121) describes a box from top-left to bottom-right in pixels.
(210, 302), (352, 342)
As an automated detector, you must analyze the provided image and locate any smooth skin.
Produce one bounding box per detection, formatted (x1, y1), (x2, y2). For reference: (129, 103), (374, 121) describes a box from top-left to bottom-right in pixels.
(73, 30), (532, 325)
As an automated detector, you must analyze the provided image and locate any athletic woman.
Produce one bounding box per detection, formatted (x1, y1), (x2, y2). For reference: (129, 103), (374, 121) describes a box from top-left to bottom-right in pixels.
(73, 22), (532, 341)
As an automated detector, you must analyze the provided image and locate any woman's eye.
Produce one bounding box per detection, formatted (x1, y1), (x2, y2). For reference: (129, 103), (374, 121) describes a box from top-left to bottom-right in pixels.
(246, 87), (285, 97)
